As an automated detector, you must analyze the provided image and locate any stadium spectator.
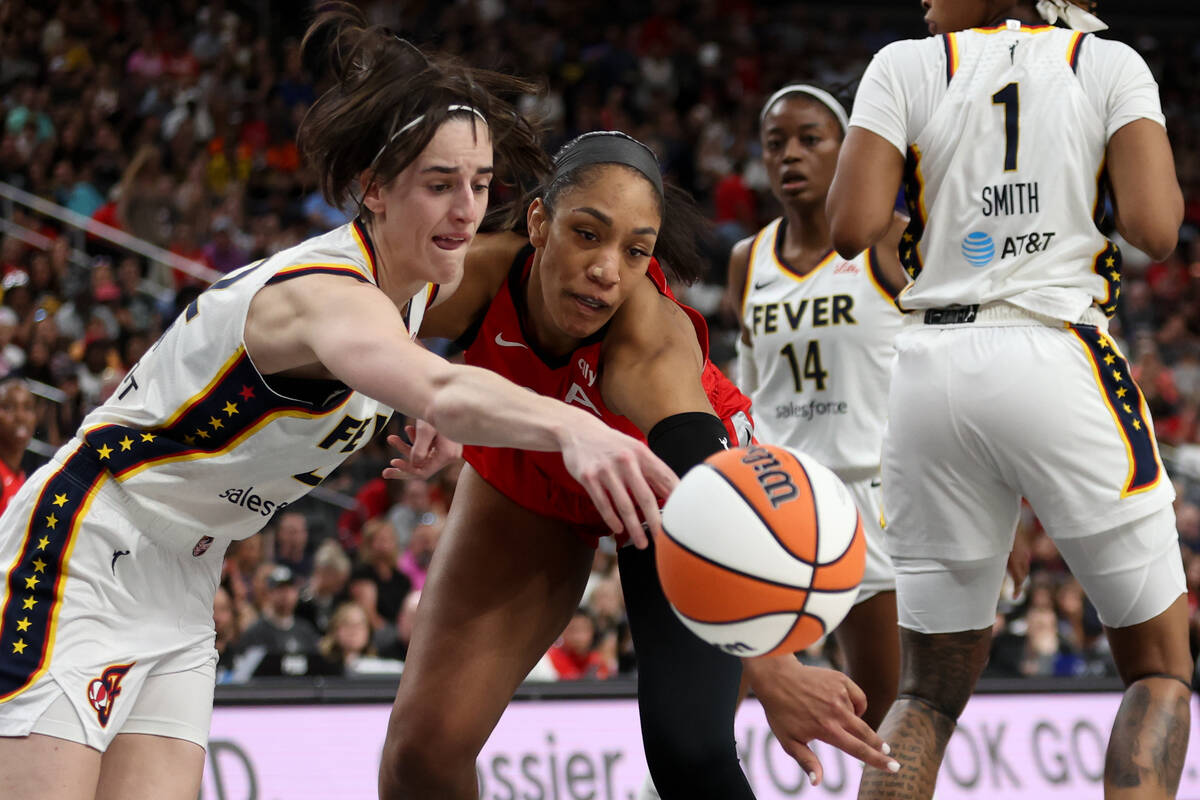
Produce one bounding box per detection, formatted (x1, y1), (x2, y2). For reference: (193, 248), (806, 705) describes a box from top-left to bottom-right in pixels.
(397, 512), (441, 592)
(534, 608), (614, 681)
(350, 517), (412, 632)
(297, 539), (353, 635)
(0, 377), (34, 515)
(236, 564), (322, 675)
(273, 509), (313, 581)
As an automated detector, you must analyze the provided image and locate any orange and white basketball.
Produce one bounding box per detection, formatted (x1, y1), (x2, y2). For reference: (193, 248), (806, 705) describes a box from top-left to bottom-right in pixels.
(657, 444), (865, 657)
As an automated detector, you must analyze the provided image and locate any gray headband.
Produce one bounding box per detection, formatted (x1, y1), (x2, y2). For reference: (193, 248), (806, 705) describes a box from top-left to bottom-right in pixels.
(553, 132), (664, 197)
(760, 84), (849, 133)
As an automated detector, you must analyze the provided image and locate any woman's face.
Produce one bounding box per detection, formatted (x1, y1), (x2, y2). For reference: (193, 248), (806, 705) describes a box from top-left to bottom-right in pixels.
(761, 96), (843, 211)
(527, 165), (660, 352)
(365, 118), (494, 289)
(0, 381), (35, 452)
(335, 606), (371, 655)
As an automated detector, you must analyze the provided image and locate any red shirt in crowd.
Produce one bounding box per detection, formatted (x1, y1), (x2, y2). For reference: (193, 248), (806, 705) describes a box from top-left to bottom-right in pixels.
(546, 644), (612, 680)
(0, 459), (25, 517)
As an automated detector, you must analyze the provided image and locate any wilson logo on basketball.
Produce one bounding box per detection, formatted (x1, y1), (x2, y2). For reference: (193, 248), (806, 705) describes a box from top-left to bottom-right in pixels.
(87, 662), (134, 728)
(740, 446), (799, 508)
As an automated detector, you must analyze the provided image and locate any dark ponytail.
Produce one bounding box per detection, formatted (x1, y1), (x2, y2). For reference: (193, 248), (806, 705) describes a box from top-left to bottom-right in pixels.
(297, 2), (549, 214)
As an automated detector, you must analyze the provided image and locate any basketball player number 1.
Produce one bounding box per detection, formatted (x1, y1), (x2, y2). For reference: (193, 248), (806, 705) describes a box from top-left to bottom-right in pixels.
(992, 82), (1019, 172)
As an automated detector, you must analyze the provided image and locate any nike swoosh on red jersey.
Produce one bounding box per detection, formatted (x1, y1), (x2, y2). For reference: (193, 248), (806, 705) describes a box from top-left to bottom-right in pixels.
(494, 332), (528, 349)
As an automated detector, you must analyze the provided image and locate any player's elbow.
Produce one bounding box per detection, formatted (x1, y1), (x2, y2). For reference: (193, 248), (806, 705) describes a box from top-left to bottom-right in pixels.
(829, 214), (879, 260)
(827, 196), (885, 260)
(1119, 210), (1181, 262)
(1115, 180), (1183, 262)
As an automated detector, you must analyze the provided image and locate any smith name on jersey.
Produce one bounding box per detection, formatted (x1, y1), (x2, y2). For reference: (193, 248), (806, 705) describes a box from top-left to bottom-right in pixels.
(48, 221), (430, 544)
(851, 20), (1165, 323)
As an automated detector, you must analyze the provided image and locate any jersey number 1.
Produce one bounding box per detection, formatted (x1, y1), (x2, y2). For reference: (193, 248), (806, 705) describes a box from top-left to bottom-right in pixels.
(992, 82), (1019, 171)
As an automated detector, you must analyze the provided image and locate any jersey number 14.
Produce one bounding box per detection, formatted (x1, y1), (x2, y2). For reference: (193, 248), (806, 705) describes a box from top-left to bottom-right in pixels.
(780, 341), (828, 392)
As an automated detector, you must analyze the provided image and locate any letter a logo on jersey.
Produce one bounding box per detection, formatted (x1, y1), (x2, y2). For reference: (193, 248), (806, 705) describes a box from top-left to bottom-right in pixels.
(564, 382), (601, 416)
(86, 662), (134, 728)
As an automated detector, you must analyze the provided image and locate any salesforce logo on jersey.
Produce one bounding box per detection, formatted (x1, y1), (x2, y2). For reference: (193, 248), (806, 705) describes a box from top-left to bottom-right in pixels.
(217, 486), (289, 517)
(961, 232), (995, 267)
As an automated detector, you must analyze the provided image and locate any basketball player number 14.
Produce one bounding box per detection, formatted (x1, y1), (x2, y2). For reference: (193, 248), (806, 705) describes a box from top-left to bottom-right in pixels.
(780, 341), (828, 392)
(992, 82), (1019, 171)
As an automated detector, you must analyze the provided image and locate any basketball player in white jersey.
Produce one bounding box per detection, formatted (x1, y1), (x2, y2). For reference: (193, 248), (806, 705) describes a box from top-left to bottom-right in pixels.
(0, 9), (676, 800)
(828, 1), (1189, 798)
(730, 84), (908, 731)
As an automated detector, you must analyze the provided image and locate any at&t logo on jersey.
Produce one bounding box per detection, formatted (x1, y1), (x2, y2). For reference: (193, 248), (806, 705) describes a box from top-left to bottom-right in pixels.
(87, 662), (134, 727)
(961, 232), (995, 267)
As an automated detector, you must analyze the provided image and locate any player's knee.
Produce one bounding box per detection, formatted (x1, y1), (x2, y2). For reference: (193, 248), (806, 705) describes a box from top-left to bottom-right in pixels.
(642, 722), (739, 793)
(895, 627), (992, 722)
(379, 721), (473, 799)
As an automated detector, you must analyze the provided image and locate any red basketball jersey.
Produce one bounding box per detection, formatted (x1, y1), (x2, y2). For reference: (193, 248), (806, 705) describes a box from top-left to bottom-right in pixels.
(462, 246), (752, 534)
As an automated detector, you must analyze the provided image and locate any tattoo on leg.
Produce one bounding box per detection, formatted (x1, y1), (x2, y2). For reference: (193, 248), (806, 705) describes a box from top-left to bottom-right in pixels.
(859, 698), (955, 799)
(1106, 683), (1150, 789)
(860, 628), (991, 800)
(1152, 694), (1189, 796)
(1106, 679), (1191, 795)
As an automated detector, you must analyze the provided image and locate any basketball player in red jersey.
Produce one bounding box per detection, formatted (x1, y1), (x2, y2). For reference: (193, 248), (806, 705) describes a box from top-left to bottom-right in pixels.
(378, 131), (900, 799)
(0, 378), (34, 516)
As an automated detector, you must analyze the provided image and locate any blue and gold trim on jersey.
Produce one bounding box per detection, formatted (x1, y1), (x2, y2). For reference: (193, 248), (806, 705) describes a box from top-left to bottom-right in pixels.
(900, 146), (927, 280)
(768, 219), (837, 283)
(741, 223), (776, 315)
(266, 263), (374, 285)
(942, 33), (960, 83)
(1090, 162), (1121, 317)
(1066, 31), (1087, 72)
(864, 247), (902, 303)
(1092, 242), (1121, 318)
(350, 219), (379, 284)
(1070, 325), (1161, 497)
(80, 348), (352, 482)
(0, 445), (107, 701)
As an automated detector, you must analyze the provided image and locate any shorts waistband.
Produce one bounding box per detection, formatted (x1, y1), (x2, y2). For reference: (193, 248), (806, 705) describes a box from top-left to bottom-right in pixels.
(909, 302), (1109, 329)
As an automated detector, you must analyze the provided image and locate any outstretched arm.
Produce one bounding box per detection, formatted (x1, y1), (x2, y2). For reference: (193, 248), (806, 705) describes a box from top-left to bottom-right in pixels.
(247, 274), (677, 544)
(603, 285), (899, 781)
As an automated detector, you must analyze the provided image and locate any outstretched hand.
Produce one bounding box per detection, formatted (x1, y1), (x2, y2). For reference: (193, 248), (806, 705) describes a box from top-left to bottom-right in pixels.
(743, 655), (900, 786)
(559, 419), (678, 548)
(383, 421), (463, 480)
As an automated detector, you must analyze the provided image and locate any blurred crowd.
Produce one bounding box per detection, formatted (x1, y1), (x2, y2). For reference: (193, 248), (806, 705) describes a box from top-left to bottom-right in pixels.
(1, 0), (1200, 684)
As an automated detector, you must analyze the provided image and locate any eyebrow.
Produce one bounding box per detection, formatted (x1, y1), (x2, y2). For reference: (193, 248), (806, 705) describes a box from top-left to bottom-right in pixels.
(420, 165), (495, 175)
(766, 122), (823, 135)
(573, 206), (658, 236)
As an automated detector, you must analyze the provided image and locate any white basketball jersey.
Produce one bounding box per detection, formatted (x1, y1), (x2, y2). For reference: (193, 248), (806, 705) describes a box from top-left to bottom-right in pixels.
(851, 21), (1166, 322)
(739, 219), (903, 478)
(56, 220), (431, 543)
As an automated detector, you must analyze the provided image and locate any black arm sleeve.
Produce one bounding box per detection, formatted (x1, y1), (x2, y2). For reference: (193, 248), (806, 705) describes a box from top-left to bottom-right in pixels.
(646, 411), (730, 478)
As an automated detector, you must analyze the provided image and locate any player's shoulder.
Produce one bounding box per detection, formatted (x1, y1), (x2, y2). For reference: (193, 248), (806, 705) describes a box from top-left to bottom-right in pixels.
(1073, 34), (1145, 68)
(465, 231), (528, 288)
(874, 35), (944, 63)
(729, 233), (756, 266)
(262, 223), (374, 282)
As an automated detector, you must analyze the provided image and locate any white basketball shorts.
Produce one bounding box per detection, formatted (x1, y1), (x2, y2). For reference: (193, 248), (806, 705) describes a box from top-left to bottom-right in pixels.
(0, 451), (227, 751)
(882, 313), (1173, 562)
(844, 474), (895, 603)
